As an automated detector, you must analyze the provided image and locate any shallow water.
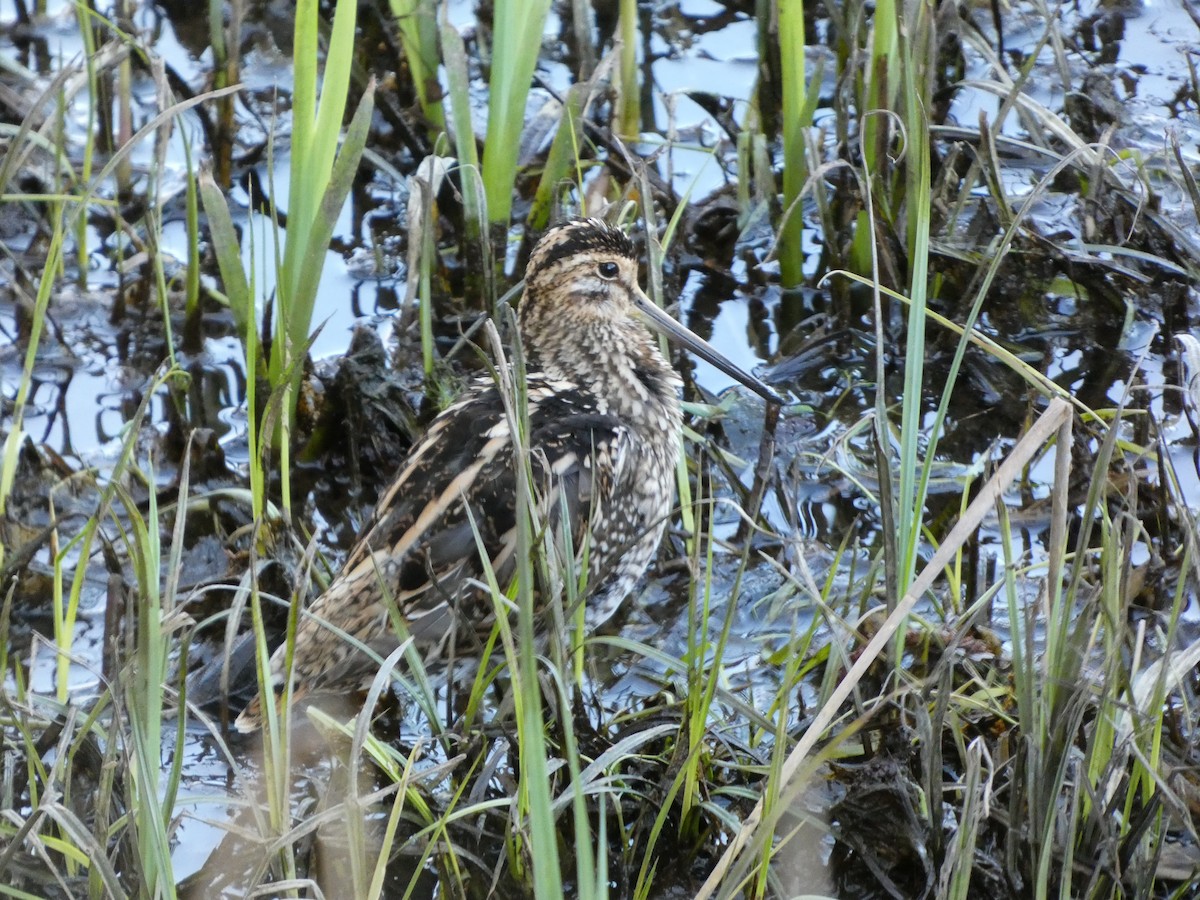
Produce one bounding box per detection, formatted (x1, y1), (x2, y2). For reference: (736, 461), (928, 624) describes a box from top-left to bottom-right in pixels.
(4, 0), (1200, 893)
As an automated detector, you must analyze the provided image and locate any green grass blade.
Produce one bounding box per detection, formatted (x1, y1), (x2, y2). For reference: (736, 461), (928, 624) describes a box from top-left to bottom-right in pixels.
(481, 0), (553, 225)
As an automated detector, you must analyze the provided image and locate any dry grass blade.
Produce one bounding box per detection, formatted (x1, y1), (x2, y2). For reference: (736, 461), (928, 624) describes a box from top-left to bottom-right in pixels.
(697, 396), (1074, 899)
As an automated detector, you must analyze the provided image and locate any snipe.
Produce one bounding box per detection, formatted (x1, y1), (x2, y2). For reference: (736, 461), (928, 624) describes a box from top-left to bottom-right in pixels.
(236, 218), (782, 732)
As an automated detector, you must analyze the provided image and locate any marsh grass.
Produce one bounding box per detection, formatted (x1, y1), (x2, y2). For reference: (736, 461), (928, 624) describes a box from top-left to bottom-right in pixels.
(775, 0), (816, 288)
(0, 42), (227, 699)
(528, 81), (591, 231)
(198, 0), (374, 466)
(6, 0), (1200, 896)
(390, 0), (445, 133)
(695, 0), (1199, 894)
(614, 0), (639, 140)
(0, 14), (301, 894)
(205, 0), (241, 188)
(948, 405), (1198, 899)
(482, 315), (566, 896)
(441, 19), (494, 301)
(0, 372), (194, 897)
(480, 0), (553, 226)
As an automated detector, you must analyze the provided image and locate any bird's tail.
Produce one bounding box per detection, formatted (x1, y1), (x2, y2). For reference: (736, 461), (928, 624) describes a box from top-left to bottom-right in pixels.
(234, 682), (309, 733)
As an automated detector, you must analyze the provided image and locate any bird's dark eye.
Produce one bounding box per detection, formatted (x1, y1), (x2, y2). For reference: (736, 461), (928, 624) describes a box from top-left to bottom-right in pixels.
(597, 261), (620, 280)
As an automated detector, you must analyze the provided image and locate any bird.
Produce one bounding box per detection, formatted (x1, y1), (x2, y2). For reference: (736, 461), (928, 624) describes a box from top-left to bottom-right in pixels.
(235, 217), (782, 732)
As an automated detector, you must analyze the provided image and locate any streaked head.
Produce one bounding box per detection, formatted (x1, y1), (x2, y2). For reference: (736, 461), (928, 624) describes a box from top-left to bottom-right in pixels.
(519, 218), (645, 340)
(519, 218), (786, 406)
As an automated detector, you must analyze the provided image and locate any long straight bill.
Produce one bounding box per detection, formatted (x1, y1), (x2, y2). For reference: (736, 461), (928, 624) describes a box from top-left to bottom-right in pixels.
(634, 291), (786, 405)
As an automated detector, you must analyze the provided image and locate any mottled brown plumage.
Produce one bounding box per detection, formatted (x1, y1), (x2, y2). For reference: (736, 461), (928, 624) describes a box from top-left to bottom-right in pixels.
(235, 218), (780, 732)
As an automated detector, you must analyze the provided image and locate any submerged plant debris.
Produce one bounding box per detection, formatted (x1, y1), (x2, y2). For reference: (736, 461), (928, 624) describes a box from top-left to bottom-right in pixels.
(2, 0), (1200, 897)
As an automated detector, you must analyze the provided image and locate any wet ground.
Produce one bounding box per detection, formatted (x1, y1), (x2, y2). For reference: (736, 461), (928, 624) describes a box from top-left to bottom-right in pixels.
(4, 0), (1200, 895)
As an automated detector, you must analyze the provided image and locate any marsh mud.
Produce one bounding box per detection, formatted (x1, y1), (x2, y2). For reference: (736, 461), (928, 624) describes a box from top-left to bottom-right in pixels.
(3, 0), (1200, 896)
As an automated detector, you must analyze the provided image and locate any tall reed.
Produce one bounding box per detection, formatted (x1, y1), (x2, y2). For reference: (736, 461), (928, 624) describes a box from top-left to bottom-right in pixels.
(847, 0), (901, 277)
(441, 18), (493, 301)
(776, 0), (814, 287)
(206, 0), (241, 187)
(270, 0), (374, 450)
(199, 0), (374, 508)
(390, 0), (445, 132)
(888, 0), (935, 602)
(480, 0), (553, 225)
(615, 0), (640, 139)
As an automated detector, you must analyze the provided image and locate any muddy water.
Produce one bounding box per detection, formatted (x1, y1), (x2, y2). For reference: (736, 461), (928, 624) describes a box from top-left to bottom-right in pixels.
(3, 0), (1200, 893)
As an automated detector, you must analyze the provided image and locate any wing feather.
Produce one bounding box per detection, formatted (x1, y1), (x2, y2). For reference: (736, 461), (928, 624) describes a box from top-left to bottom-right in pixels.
(234, 376), (628, 731)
